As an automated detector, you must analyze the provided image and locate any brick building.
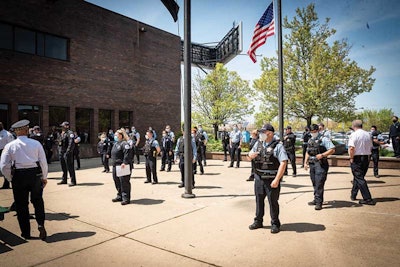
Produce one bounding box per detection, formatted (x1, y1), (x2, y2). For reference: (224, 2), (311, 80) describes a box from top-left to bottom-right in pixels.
(0, 0), (181, 157)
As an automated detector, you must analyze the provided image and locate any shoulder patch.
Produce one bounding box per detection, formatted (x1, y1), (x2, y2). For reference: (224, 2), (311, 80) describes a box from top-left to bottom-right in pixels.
(70, 134), (75, 138)
(124, 144), (130, 150)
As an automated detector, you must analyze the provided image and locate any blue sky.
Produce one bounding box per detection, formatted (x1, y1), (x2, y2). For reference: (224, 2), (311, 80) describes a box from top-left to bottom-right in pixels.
(85, 0), (400, 118)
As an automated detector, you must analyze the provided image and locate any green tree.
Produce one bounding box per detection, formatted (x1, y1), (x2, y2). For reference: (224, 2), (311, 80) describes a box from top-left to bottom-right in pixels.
(358, 108), (394, 132)
(192, 63), (254, 139)
(253, 4), (375, 127)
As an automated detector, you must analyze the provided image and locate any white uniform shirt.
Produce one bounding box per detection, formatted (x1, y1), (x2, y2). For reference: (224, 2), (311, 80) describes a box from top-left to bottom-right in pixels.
(0, 129), (14, 149)
(0, 136), (48, 181)
(348, 129), (372, 156)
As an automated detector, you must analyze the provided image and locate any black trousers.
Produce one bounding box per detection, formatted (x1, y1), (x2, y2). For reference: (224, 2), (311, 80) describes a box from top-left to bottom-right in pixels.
(201, 145), (207, 164)
(179, 156), (195, 186)
(59, 152), (76, 184)
(101, 153), (110, 172)
(254, 174), (281, 227)
(73, 148), (80, 169)
(351, 155), (372, 200)
(112, 165), (131, 201)
(194, 149), (204, 174)
(371, 149), (379, 176)
(12, 167), (45, 237)
(302, 144), (308, 166)
(230, 143), (241, 167)
(145, 156), (158, 182)
(285, 149), (297, 175)
(161, 149), (172, 171)
(309, 160), (329, 204)
(222, 142), (229, 160)
(392, 137), (400, 157)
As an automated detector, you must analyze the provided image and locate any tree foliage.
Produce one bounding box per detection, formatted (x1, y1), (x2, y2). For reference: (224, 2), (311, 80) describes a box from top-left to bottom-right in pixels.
(192, 63), (254, 139)
(358, 108), (394, 132)
(253, 4), (376, 127)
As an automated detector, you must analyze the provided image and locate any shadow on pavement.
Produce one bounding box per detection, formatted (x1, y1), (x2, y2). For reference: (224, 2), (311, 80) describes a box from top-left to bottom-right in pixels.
(45, 231), (96, 243)
(131, 198), (164, 205)
(280, 222), (326, 233)
(45, 212), (80, 221)
(202, 173), (221, 176)
(323, 200), (362, 209)
(365, 180), (385, 184)
(76, 183), (104, 186)
(157, 181), (180, 185)
(374, 197), (400, 203)
(328, 171), (350, 174)
(378, 174), (399, 178)
(282, 183), (312, 189)
(194, 185), (222, 189)
(0, 227), (27, 253)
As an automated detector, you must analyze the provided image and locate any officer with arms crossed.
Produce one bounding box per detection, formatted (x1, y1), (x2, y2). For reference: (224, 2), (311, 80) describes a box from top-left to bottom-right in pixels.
(348, 120), (375, 205)
(0, 119), (48, 240)
(57, 121), (77, 186)
(143, 130), (161, 184)
(304, 124), (335, 210)
(247, 124), (288, 234)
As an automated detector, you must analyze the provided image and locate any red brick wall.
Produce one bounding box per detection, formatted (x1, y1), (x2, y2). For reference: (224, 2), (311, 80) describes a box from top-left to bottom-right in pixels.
(0, 0), (181, 156)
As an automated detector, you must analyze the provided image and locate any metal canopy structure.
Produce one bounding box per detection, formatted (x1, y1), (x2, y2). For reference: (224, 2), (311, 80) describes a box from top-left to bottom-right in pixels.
(180, 21), (242, 68)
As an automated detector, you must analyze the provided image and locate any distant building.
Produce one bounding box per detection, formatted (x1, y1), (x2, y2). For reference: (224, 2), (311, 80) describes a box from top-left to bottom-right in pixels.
(0, 0), (181, 157)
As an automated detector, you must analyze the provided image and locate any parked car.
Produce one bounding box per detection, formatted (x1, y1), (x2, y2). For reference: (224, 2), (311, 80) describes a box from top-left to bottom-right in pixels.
(331, 133), (349, 149)
(332, 140), (347, 155)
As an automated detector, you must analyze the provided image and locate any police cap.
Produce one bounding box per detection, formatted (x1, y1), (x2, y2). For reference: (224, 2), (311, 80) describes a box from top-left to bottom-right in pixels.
(259, 123), (274, 133)
(11, 119), (30, 131)
(60, 121), (69, 127)
(33, 125), (40, 130)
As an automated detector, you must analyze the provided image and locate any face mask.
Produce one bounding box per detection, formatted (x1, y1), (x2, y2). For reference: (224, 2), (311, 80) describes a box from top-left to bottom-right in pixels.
(114, 136), (119, 142)
(131, 128), (135, 132)
(233, 127), (238, 131)
(162, 134), (167, 137)
(191, 134), (195, 138)
(259, 133), (267, 141)
(166, 128), (170, 132)
(311, 132), (318, 138)
(198, 128), (203, 132)
(145, 135), (149, 140)
(393, 119), (398, 123)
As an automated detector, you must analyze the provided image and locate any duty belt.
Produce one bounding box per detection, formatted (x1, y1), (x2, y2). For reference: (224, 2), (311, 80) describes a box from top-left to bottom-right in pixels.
(308, 156), (318, 164)
(255, 169), (277, 179)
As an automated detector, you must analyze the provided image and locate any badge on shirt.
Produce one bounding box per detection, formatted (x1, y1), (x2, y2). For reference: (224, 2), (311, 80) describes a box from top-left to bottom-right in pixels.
(267, 147), (273, 152)
(124, 144), (130, 150)
(70, 134), (75, 138)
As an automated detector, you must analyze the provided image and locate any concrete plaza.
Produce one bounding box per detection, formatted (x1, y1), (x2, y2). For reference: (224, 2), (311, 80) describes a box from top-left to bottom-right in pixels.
(0, 157), (399, 266)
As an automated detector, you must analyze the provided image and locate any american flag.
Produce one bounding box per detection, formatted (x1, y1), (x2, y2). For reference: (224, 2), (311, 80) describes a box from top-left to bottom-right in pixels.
(247, 2), (275, 63)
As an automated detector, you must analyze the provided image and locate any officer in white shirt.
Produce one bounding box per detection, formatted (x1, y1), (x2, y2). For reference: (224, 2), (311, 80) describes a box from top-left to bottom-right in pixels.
(348, 120), (375, 205)
(0, 122), (14, 189)
(0, 119), (48, 240)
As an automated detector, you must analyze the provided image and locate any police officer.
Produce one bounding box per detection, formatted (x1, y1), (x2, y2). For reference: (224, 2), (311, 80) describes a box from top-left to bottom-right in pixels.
(130, 126), (141, 164)
(73, 131), (81, 170)
(44, 130), (55, 164)
(247, 124), (288, 233)
(174, 129), (197, 188)
(229, 124), (242, 168)
(160, 130), (173, 172)
(143, 130), (161, 184)
(165, 125), (175, 143)
(0, 119), (48, 240)
(57, 121), (77, 186)
(197, 125), (208, 166)
(97, 132), (111, 173)
(0, 122), (14, 189)
(304, 124), (336, 210)
(111, 128), (132, 205)
(283, 126), (297, 177)
(193, 128), (204, 175)
(246, 130), (259, 181)
(370, 126), (385, 178)
(300, 126), (311, 168)
(318, 122), (331, 139)
(389, 116), (400, 158)
(30, 126), (45, 145)
(220, 127), (230, 161)
(348, 120), (375, 205)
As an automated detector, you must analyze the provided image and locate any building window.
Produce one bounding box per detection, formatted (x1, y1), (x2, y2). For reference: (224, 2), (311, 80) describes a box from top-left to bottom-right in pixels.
(76, 108), (92, 144)
(49, 106), (68, 128)
(15, 27), (36, 54)
(119, 111), (131, 128)
(99, 109), (112, 133)
(0, 104), (10, 130)
(0, 23), (13, 49)
(18, 104), (41, 127)
(0, 22), (69, 61)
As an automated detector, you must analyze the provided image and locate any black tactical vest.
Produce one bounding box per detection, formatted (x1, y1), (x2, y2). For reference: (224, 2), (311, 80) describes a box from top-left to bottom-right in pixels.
(143, 139), (155, 158)
(371, 131), (380, 148)
(254, 140), (280, 178)
(307, 134), (327, 156)
(178, 137), (185, 156)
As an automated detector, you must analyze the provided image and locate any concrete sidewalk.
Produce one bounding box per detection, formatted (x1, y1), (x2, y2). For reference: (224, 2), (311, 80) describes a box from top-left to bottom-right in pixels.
(0, 158), (399, 266)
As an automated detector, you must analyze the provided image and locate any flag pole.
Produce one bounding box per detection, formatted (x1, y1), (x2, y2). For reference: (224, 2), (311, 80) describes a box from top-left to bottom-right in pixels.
(182, 0), (195, 198)
(277, 0), (284, 140)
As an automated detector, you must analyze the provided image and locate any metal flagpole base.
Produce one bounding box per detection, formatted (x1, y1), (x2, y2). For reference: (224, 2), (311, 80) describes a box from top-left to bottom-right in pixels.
(181, 193), (196, 198)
